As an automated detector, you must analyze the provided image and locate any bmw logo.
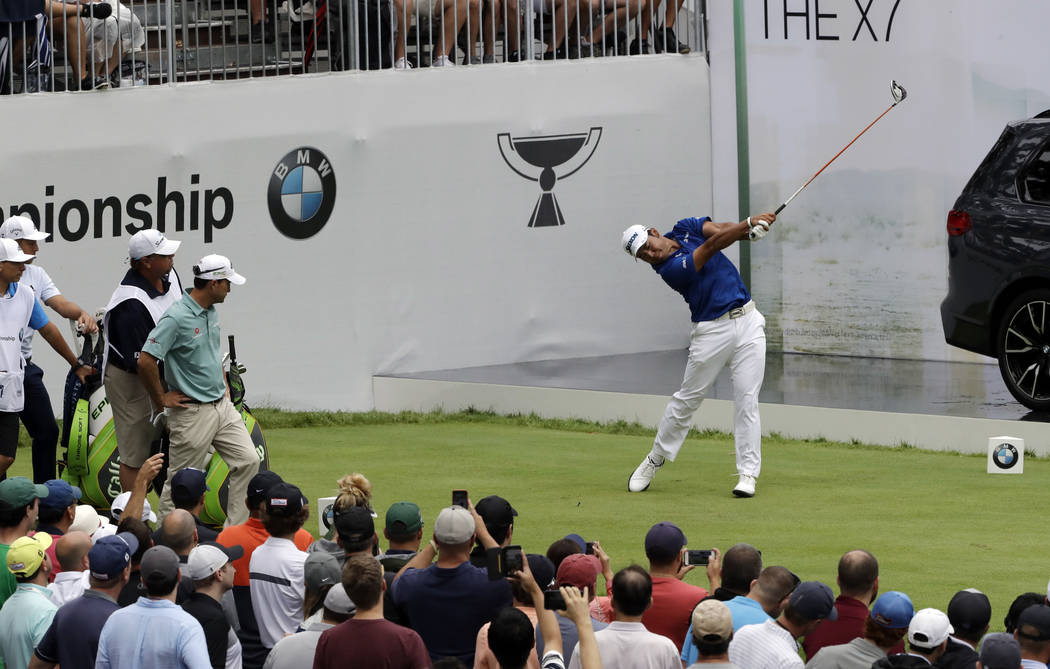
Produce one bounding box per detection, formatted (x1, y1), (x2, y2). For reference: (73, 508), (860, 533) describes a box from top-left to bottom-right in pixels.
(992, 443), (1019, 470)
(322, 502), (335, 530)
(267, 147), (337, 240)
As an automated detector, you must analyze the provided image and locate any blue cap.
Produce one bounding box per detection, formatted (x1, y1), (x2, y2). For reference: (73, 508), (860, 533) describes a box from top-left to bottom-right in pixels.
(564, 533), (587, 553)
(871, 591), (914, 629)
(644, 522), (687, 561)
(40, 479), (82, 509)
(789, 581), (838, 621)
(89, 531), (139, 580)
(171, 468), (209, 504)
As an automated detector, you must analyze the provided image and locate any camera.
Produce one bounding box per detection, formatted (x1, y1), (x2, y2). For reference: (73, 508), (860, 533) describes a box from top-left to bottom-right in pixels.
(452, 489), (469, 509)
(684, 549), (713, 566)
(501, 545), (524, 576)
(585, 542), (596, 555)
(543, 589), (566, 610)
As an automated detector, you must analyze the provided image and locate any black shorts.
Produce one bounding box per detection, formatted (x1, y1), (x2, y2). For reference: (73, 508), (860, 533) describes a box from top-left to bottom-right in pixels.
(0, 411), (19, 458)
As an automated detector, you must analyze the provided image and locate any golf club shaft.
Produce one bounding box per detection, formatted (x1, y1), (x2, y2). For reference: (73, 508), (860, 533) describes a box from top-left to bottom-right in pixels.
(774, 100), (900, 215)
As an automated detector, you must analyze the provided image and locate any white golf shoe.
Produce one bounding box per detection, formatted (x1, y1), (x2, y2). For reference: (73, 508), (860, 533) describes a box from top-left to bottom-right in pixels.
(733, 474), (756, 498)
(628, 453), (664, 492)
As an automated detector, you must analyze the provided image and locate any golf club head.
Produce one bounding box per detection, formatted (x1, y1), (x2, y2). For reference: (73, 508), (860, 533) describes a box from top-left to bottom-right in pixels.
(891, 80), (907, 104)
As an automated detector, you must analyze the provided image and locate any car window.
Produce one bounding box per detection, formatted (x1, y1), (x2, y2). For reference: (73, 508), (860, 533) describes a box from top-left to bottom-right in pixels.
(1020, 142), (1050, 204)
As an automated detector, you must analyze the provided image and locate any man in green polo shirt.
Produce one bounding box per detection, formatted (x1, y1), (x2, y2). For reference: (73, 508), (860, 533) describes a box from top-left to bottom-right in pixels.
(138, 254), (259, 526)
(0, 477), (48, 605)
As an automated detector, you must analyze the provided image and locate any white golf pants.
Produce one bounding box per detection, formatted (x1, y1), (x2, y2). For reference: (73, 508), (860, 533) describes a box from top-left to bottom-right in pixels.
(652, 307), (765, 477)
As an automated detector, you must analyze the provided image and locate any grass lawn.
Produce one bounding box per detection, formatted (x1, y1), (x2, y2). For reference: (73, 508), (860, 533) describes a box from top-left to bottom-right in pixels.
(8, 409), (1038, 631)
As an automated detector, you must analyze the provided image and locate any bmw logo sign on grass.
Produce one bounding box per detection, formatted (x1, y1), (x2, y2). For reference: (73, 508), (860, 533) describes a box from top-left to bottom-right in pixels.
(268, 147), (336, 240)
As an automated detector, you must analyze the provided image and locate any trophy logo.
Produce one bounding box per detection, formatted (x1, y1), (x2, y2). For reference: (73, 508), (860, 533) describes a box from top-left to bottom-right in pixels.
(497, 127), (602, 227)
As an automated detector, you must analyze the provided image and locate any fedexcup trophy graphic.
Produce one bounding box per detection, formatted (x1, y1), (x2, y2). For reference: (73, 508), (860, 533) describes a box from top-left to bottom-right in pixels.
(498, 127), (602, 227)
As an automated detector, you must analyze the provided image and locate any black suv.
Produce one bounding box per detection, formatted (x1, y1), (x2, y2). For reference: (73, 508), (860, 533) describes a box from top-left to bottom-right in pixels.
(941, 110), (1050, 410)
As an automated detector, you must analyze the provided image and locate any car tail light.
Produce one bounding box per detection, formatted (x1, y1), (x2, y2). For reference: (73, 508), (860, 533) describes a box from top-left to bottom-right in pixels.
(947, 210), (972, 236)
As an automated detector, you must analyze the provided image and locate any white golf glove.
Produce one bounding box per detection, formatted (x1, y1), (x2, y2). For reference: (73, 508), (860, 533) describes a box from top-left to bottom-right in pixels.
(747, 217), (770, 242)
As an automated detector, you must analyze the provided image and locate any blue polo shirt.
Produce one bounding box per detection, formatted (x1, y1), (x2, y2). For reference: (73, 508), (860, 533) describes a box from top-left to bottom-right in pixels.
(34, 589), (120, 669)
(681, 595), (771, 664)
(95, 597), (211, 669)
(652, 217), (750, 323)
(141, 290), (225, 402)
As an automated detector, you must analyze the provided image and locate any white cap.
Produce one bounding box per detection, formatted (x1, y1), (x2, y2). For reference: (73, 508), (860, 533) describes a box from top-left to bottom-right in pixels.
(433, 506), (475, 544)
(193, 254), (246, 285)
(185, 544), (231, 580)
(621, 225), (649, 259)
(908, 608), (954, 649)
(129, 230), (180, 260)
(0, 216), (49, 241)
(92, 519), (117, 543)
(0, 238), (34, 263)
(69, 504), (104, 536)
(110, 491), (158, 523)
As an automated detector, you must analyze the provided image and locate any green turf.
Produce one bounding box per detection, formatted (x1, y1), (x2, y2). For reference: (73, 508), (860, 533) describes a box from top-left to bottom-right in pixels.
(9, 410), (1037, 631)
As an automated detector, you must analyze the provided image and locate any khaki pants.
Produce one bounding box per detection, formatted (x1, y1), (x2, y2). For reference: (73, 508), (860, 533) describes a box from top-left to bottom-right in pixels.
(157, 395), (259, 526)
(104, 363), (157, 469)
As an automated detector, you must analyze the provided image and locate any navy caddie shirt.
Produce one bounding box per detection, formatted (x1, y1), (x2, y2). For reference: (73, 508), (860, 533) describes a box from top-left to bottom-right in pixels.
(652, 217), (751, 322)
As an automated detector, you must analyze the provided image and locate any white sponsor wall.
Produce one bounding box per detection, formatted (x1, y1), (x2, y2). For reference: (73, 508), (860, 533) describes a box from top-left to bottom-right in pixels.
(709, 1), (1050, 362)
(0, 57), (711, 411)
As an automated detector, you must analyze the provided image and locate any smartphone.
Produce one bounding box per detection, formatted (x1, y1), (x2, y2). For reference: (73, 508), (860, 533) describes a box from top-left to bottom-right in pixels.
(543, 589), (566, 610)
(585, 542), (595, 555)
(685, 549), (713, 566)
(452, 489), (469, 509)
(501, 545), (524, 576)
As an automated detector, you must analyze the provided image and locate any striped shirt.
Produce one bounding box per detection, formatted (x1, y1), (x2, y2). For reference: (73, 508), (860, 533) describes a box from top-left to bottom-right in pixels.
(729, 619), (804, 669)
(248, 537), (306, 649)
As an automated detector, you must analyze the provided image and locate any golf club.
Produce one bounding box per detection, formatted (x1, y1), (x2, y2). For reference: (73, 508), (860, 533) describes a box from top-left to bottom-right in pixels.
(774, 80), (907, 215)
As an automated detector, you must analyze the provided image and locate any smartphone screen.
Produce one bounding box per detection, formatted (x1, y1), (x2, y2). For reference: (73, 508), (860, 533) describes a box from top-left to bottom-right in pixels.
(501, 545), (523, 575)
(543, 589), (566, 610)
(452, 489), (468, 509)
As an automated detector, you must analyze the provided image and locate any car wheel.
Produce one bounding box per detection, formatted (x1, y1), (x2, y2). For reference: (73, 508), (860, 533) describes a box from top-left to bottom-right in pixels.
(998, 289), (1050, 411)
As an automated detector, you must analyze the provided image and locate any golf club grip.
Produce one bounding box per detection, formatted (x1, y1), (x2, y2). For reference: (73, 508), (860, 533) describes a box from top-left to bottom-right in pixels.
(228, 335), (237, 364)
(774, 203), (786, 215)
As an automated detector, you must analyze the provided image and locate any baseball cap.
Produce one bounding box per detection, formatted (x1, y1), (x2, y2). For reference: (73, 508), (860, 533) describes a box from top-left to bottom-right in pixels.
(947, 588), (991, 633)
(789, 581), (839, 622)
(265, 482), (307, 516)
(870, 591), (914, 629)
(475, 496), (517, 529)
(246, 471), (283, 507)
(333, 506), (375, 544)
(908, 608), (954, 648)
(0, 477), (49, 507)
(563, 533), (587, 553)
(193, 254), (246, 285)
(69, 504), (105, 535)
(385, 502), (423, 535)
(185, 542), (244, 581)
(40, 479), (81, 510)
(644, 522), (687, 562)
(89, 532), (139, 580)
(323, 583), (356, 615)
(528, 554), (556, 590)
(979, 632), (1022, 669)
(0, 238), (34, 263)
(304, 550), (342, 589)
(691, 599), (734, 643)
(1017, 604), (1050, 641)
(622, 224), (649, 259)
(171, 468), (210, 504)
(6, 533), (52, 577)
(434, 506), (475, 544)
(110, 491), (158, 524)
(129, 229), (180, 260)
(0, 216), (49, 241)
(557, 554), (601, 591)
(140, 545), (181, 587)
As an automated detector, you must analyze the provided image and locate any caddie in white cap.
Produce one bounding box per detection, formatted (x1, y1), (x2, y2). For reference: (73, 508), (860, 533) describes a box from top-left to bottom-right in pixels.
(0, 215), (98, 483)
(621, 209), (776, 499)
(139, 254), (258, 526)
(102, 229), (183, 493)
(0, 236), (93, 479)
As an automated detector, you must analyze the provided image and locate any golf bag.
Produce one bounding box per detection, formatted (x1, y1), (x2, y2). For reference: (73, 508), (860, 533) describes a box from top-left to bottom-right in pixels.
(60, 325), (268, 526)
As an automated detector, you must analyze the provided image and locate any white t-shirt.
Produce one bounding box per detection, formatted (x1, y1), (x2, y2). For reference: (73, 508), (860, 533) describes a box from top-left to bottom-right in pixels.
(46, 570), (89, 606)
(566, 621), (680, 669)
(249, 536), (307, 649)
(729, 619), (804, 669)
(19, 263), (60, 359)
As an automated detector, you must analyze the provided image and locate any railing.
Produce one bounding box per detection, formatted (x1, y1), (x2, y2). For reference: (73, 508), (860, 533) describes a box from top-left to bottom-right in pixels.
(0, 0), (706, 93)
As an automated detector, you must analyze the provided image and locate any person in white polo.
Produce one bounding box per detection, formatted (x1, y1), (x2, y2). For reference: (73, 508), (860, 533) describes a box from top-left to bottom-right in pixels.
(138, 254), (259, 525)
(0, 215), (97, 484)
(730, 581), (838, 669)
(0, 238), (91, 479)
(248, 482), (310, 650)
